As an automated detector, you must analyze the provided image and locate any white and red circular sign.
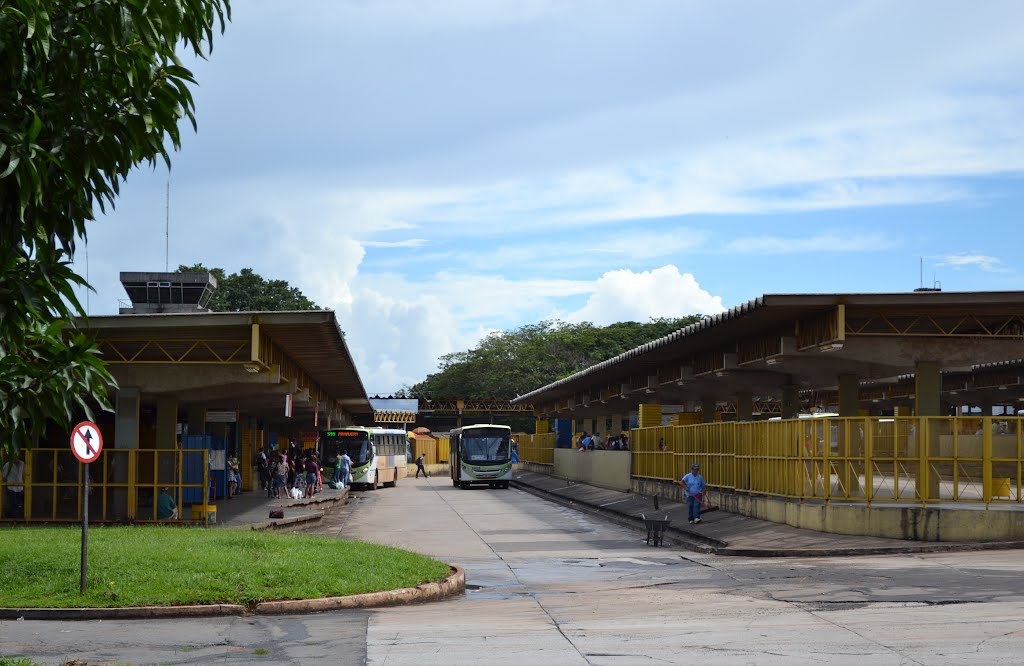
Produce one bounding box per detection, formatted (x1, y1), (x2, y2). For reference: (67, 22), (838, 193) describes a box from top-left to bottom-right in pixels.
(70, 421), (104, 463)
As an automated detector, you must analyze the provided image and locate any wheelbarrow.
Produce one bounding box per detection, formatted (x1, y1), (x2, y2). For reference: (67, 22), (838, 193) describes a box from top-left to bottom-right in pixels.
(642, 513), (670, 546)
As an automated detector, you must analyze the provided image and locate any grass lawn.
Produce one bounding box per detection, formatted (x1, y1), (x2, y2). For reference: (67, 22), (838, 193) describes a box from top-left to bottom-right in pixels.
(0, 525), (451, 608)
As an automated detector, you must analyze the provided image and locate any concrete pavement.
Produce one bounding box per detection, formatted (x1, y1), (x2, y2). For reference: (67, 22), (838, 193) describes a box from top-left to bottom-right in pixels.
(511, 469), (1024, 556)
(8, 471), (1022, 622)
(211, 484), (343, 529)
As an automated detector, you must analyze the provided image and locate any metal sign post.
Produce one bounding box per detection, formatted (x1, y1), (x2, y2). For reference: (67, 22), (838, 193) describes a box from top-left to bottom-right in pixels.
(81, 462), (89, 594)
(70, 421), (103, 594)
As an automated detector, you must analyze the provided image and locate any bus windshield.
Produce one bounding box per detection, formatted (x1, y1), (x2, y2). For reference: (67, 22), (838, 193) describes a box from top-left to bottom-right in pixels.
(322, 430), (371, 464)
(460, 428), (511, 463)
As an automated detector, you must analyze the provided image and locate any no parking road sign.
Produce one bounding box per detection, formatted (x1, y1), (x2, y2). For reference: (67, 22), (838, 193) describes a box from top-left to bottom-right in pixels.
(70, 421), (103, 463)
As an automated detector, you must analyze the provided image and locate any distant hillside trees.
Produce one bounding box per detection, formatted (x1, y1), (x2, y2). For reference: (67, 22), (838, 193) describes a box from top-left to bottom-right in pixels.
(177, 264), (320, 311)
(403, 316), (704, 400)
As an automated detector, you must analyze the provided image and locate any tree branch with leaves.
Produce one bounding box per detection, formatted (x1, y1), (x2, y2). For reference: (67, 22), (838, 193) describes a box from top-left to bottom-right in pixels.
(0, 0), (231, 461)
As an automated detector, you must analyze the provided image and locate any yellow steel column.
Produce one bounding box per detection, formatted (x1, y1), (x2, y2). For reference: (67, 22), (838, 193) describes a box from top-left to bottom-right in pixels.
(838, 374), (860, 416)
(915, 362), (942, 417)
(156, 396), (178, 450)
(864, 419), (874, 505)
(736, 392), (753, 422)
(915, 362), (941, 500)
(638, 403), (662, 429)
(781, 384), (799, 420)
(700, 397), (716, 424)
(838, 375), (862, 496)
(983, 418), (993, 504)
(917, 417), (931, 503)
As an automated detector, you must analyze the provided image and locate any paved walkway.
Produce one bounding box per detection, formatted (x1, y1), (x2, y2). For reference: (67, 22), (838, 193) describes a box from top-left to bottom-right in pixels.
(210, 484), (347, 528)
(511, 469), (1024, 556)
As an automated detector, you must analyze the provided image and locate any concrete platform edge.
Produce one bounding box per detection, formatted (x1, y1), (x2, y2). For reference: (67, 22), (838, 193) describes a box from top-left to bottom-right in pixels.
(511, 474), (1024, 558)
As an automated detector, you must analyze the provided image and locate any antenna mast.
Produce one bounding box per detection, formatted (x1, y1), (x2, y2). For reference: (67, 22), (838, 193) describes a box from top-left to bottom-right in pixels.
(165, 178), (170, 271)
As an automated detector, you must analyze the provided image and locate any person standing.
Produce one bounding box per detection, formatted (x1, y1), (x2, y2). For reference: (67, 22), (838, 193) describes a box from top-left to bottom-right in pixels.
(339, 451), (352, 488)
(256, 448), (270, 493)
(274, 454), (289, 500)
(333, 451), (345, 485)
(2, 454), (25, 519)
(678, 463), (707, 524)
(226, 453), (240, 499)
(415, 453), (429, 479)
(304, 454), (319, 498)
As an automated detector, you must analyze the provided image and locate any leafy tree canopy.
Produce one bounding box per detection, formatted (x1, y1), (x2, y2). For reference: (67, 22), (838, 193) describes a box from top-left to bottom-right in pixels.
(401, 316), (704, 401)
(0, 0), (230, 461)
(178, 264), (320, 312)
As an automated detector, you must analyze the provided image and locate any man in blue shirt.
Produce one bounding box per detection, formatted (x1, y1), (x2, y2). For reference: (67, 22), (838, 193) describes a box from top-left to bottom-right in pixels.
(678, 463), (706, 524)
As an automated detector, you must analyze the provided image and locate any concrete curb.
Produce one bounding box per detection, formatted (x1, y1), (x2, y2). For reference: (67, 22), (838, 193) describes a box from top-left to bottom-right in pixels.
(240, 510), (325, 531)
(0, 566), (464, 620)
(0, 603), (246, 621)
(512, 477), (1024, 558)
(228, 489), (348, 531)
(709, 541), (1024, 558)
(511, 479), (728, 551)
(254, 565), (465, 614)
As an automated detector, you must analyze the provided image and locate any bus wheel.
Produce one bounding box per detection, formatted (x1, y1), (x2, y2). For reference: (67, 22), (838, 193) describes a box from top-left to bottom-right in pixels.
(372, 476), (379, 491)
(391, 468), (399, 487)
(452, 478), (459, 488)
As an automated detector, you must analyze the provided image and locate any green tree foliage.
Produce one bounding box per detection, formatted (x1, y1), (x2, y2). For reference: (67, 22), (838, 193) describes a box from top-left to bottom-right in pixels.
(404, 316), (704, 400)
(0, 1), (230, 461)
(177, 264), (321, 311)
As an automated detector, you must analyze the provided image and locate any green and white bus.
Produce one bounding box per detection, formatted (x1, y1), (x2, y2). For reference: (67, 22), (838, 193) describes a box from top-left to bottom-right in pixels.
(320, 427), (409, 490)
(449, 424), (513, 489)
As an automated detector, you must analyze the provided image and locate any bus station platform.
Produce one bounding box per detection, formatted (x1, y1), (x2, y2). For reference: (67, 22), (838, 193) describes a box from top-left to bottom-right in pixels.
(511, 469), (1024, 557)
(209, 484), (349, 529)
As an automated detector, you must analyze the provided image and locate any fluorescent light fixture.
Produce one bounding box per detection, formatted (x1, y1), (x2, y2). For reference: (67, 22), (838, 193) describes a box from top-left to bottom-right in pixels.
(765, 357), (780, 365)
(819, 342), (844, 352)
(243, 363), (261, 374)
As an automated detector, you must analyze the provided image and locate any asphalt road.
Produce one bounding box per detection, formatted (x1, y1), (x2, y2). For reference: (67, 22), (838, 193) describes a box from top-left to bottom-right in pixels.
(4, 476), (1024, 665)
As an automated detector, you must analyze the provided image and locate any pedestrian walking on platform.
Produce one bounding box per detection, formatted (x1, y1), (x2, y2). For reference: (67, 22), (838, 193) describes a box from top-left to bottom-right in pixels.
(415, 453), (429, 478)
(678, 463), (706, 524)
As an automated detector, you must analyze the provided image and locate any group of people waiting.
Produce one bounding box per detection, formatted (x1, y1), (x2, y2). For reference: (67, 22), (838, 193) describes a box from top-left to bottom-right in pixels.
(255, 441), (343, 501)
(576, 431), (630, 451)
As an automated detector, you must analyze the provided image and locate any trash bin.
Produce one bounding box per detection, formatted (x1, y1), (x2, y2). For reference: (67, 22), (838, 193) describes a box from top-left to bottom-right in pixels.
(642, 513), (670, 546)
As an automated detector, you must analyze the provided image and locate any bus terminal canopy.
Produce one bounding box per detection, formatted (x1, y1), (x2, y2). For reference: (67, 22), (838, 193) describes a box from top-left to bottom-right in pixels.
(513, 291), (1024, 418)
(83, 310), (372, 428)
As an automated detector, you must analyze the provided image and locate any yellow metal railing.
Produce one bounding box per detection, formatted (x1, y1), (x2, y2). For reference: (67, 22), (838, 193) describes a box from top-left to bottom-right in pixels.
(0, 448), (210, 523)
(626, 416), (1024, 505)
(517, 432), (555, 466)
(411, 437), (450, 466)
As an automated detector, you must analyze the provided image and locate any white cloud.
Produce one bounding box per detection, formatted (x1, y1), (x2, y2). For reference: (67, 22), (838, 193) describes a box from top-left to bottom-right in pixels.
(82, 1), (1024, 396)
(724, 231), (894, 254)
(566, 266), (725, 325)
(936, 254), (1008, 273)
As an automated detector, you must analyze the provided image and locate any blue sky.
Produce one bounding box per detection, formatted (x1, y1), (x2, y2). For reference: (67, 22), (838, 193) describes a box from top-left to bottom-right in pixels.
(80, 1), (1024, 394)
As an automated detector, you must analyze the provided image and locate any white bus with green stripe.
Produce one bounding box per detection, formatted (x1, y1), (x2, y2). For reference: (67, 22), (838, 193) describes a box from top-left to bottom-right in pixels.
(321, 427), (409, 490)
(449, 424), (513, 489)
